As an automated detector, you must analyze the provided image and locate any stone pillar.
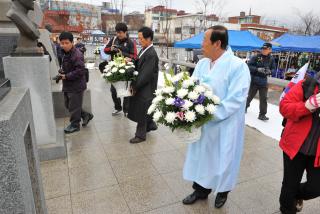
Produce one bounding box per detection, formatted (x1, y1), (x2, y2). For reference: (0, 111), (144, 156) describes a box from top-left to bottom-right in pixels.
(3, 56), (66, 161)
(0, 0), (17, 100)
(39, 29), (60, 78)
(0, 88), (47, 214)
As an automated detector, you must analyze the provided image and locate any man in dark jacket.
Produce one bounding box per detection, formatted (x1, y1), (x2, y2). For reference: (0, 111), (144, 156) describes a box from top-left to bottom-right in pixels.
(128, 27), (158, 144)
(57, 32), (93, 134)
(104, 23), (137, 116)
(246, 42), (276, 121)
(75, 37), (86, 54)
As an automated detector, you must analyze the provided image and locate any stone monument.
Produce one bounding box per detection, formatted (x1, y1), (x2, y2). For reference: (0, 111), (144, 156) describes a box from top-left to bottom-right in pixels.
(6, 0), (41, 56)
(0, 88), (47, 214)
(0, 0), (15, 101)
(3, 0), (66, 161)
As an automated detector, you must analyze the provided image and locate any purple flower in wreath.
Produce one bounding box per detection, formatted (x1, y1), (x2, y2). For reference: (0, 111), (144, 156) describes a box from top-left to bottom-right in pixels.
(194, 94), (205, 104)
(174, 97), (185, 107)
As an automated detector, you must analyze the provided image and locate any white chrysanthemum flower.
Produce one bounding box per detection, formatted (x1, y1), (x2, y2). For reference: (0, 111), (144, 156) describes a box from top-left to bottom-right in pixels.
(119, 63), (126, 68)
(125, 66), (132, 69)
(171, 72), (184, 82)
(165, 112), (176, 124)
(212, 95), (221, 104)
(182, 79), (194, 88)
(133, 71), (139, 76)
(185, 110), (196, 122)
(177, 88), (188, 98)
(188, 91), (199, 100)
(195, 104), (205, 115)
(153, 110), (163, 122)
(109, 61), (115, 66)
(106, 72), (112, 77)
(147, 104), (157, 115)
(162, 86), (175, 94)
(111, 67), (118, 73)
(127, 61), (134, 65)
(205, 104), (216, 114)
(182, 100), (193, 109)
(194, 85), (206, 93)
(155, 88), (163, 96)
(165, 98), (175, 105)
(204, 90), (213, 99)
(119, 69), (126, 74)
(152, 96), (163, 104)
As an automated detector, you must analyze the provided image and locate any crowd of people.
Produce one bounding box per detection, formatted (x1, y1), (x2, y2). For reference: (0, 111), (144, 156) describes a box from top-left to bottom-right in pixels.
(48, 23), (319, 214)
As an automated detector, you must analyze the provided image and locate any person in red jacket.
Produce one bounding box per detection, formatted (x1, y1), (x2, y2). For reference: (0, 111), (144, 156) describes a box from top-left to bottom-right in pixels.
(279, 74), (320, 214)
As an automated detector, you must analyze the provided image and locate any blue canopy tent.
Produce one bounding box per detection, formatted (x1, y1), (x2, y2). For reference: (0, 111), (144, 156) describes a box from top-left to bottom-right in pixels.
(272, 34), (320, 53)
(174, 30), (267, 51)
(91, 30), (106, 44)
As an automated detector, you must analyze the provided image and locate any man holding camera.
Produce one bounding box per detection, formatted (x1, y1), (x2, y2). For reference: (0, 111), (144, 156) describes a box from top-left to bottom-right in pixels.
(57, 31), (93, 134)
(246, 43), (276, 121)
(104, 23), (137, 116)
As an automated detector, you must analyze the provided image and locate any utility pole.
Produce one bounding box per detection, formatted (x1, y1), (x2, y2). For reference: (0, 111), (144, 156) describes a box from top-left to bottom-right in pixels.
(121, 0), (124, 22)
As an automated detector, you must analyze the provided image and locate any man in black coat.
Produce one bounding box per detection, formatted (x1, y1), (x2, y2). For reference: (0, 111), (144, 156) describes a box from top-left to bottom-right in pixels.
(128, 27), (158, 144)
(246, 42), (276, 121)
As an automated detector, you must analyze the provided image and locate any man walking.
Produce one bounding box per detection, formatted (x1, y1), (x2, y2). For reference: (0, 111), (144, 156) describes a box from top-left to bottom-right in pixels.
(182, 26), (251, 208)
(128, 27), (158, 144)
(246, 42), (276, 121)
(57, 31), (93, 134)
(104, 23), (137, 116)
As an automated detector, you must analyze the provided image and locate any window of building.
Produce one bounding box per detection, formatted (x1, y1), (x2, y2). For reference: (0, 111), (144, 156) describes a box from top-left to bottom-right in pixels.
(175, 27), (182, 34)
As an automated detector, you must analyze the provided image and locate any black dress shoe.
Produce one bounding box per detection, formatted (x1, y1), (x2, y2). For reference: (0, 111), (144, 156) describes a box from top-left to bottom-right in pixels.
(182, 192), (208, 205)
(258, 115), (269, 121)
(215, 192), (229, 208)
(82, 113), (94, 127)
(129, 137), (145, 144)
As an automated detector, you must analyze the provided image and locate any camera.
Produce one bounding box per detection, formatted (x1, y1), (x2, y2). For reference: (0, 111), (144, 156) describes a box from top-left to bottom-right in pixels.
(53, 69), (65, 84)
(112, 45), (121, 53)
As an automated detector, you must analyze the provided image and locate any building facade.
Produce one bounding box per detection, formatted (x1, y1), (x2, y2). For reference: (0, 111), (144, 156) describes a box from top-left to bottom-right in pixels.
(158, 14), (240, 44)
(145, 5), (179, 33)
(41, 1), (101, 33)
(228, 11), (288, 41)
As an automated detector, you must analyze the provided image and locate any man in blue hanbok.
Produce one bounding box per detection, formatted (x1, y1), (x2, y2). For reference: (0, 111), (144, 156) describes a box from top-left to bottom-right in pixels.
(182, 25), (251, 208)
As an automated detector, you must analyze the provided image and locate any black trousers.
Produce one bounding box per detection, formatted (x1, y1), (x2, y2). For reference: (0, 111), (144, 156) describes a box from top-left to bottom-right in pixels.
(246, 82), (268, 116)
(192, 182), (230, 197)
(99, 61), (108, 74)
(135, 115), (156, 140)
(280, 152), (320, 214)
(64, 91), (90, 127)
(110, 85), (129, 113)
(193, 182), (212, 197)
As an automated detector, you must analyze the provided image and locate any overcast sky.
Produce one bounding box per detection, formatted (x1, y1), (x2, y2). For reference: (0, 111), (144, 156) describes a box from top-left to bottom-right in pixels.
(69, 0), (320, 26)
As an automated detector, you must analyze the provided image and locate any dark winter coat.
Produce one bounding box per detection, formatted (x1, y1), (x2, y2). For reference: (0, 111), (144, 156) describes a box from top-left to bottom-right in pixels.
(248, 53), (276, 87)
(128, 46), (159, 123)
(61, 47), (87, 93)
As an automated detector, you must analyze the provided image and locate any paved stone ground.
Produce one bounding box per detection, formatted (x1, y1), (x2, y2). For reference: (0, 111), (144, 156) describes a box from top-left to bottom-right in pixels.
(42, 69), (320, 214)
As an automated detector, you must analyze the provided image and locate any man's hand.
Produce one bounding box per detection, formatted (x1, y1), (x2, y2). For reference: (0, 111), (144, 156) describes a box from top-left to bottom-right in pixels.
(61, 74), (66, 80)
(125, 57), (132, 63)
(305, 93), (320, 112)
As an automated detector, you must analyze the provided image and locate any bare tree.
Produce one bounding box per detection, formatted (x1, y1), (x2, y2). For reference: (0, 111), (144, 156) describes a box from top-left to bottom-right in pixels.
(158, 0), (172, 58)
(295, 9), (320, 35)
(195, 0), (227, 28)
